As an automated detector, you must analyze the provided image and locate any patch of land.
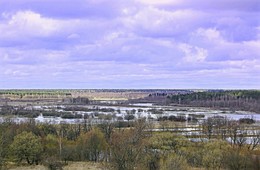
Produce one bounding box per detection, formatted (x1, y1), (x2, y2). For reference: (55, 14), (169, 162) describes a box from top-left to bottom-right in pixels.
(8, 162), (104, 170)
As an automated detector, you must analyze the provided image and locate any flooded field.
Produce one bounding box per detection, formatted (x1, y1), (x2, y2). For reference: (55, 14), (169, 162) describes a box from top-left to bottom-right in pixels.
(1, 102), (259, 124)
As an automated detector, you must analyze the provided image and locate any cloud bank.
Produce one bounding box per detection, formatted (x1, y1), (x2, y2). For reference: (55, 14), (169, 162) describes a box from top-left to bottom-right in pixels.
(0, 0), (259, 89)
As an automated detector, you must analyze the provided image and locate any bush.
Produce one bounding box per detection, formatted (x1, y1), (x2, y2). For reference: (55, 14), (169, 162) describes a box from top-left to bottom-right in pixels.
(239, 118), (255, 124)
(43, 157), (63, 170)
(160, 154), (188, 170)
(223, 149), (253, 170)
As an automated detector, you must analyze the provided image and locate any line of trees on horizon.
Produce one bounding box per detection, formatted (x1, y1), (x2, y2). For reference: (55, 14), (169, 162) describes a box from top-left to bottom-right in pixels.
(167, 90), (260, 113)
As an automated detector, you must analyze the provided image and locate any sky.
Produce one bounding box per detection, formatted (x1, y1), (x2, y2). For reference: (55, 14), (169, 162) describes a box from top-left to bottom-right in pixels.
(0, 0), (259, 89)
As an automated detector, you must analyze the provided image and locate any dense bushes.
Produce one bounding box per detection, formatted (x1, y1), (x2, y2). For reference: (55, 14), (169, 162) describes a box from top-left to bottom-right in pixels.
(239, 118), (255, 124)
(158, 115), (187, 122)
(0, 119), (259, 170)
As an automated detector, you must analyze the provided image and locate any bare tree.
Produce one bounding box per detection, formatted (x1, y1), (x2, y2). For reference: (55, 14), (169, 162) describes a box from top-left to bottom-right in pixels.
(247, 128), (260, 150)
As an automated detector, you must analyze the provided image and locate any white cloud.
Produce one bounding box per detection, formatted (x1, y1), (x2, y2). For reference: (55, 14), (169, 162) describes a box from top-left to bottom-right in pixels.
(179, 43), (207, 62)
(123, 7), (204, 37)
(0, 11), (59, 38)
(194, 28), (224, 43)
(188, 28), (260, 62)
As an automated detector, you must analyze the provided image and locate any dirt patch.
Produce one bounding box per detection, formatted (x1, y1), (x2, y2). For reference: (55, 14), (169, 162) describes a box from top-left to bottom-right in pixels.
(8, 165), (48, 170)
(63, 162), (105, 170)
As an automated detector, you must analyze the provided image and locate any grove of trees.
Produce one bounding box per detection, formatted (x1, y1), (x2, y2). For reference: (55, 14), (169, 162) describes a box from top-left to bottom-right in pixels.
(0, 117), (259, 170)
(168, 90), (260, 112)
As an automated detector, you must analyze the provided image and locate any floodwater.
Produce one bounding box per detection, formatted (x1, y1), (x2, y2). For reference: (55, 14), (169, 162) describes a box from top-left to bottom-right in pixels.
(0, 103), (259, 124)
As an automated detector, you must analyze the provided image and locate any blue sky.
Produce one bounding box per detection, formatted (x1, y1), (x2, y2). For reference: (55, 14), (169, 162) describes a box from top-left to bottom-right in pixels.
(0, 0), (259, 89)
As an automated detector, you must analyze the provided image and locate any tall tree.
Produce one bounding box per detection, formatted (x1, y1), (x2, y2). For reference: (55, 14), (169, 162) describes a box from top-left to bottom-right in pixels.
(11, 132), (43, 165)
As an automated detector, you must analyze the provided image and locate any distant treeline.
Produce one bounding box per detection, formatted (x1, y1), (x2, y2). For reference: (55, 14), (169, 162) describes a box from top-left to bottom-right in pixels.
(0, 90), (72, 98)
(168, 90), (260, 113)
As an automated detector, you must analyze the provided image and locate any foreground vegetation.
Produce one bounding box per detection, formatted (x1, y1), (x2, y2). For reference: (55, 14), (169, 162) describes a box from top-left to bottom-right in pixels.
(0, 118), (259, 170)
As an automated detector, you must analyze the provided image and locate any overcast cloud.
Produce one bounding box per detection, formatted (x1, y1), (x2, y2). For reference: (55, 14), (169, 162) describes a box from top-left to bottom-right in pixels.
(0, 0), (259, 89)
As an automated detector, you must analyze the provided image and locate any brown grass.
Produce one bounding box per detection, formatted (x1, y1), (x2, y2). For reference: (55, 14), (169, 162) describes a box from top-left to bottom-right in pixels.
(8, 162), (105, 170)
(8, 165), (47, 170)
(63, 162), (106, 170)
